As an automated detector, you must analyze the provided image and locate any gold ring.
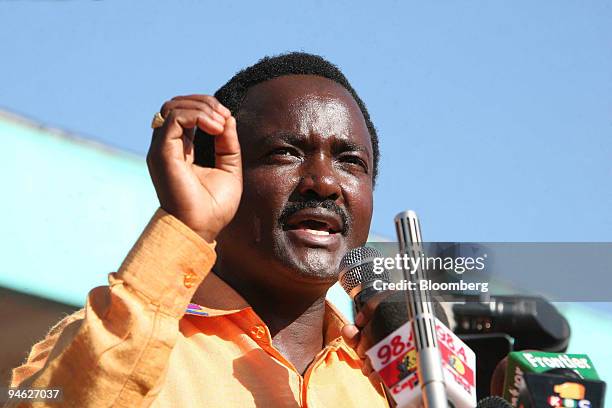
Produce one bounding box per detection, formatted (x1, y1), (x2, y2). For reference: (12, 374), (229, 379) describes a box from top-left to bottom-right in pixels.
(151, 112), (165, 129)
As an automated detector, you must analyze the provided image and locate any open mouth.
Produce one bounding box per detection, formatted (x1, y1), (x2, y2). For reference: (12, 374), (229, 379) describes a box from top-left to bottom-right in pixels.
(287, 219), (340, 236)
(282, 208), (345, 247)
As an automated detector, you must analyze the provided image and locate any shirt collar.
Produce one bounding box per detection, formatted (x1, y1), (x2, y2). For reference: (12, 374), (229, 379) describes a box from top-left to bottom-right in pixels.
(187, 272), (352, 348)
(189, 271), (250, 316)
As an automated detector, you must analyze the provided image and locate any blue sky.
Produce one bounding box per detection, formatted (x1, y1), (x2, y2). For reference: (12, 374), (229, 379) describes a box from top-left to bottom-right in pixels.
(2, 1), (611, 241)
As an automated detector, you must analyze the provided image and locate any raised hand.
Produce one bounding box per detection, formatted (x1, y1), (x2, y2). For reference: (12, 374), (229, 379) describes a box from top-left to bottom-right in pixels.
(147, 95), (242, 242)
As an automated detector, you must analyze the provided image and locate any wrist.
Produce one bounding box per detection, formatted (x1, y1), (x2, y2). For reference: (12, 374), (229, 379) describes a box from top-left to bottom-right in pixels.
(194, 229), (217, 244)
(158, 206), (219, 244)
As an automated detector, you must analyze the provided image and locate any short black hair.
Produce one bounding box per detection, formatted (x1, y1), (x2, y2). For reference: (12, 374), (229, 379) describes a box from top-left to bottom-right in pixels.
(194, 51), (380, 183)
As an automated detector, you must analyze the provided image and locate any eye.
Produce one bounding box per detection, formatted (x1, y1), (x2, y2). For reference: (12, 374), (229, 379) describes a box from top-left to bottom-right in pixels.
(264, 146), (302, 164)
(339, 154), (368, 172)
(272, 148), (296, 156)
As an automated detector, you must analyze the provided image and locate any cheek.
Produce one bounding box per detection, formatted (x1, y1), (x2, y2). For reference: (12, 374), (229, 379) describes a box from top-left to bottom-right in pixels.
(343, 178), (374, 240)
(242, 167), (299, 217)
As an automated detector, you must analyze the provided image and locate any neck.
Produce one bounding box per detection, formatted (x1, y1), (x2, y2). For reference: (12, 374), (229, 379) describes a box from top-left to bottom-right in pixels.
(214, 261), (330, 374)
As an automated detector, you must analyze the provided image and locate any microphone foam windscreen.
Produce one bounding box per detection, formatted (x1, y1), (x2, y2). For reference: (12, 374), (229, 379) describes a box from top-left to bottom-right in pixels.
(371, 291), (450, 342)
(339, 246), (387, 296)
(476, 396), (512, 408)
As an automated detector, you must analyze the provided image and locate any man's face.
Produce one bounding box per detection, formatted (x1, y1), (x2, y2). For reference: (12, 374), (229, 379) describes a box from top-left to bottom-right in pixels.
(218, 75), (374, 285)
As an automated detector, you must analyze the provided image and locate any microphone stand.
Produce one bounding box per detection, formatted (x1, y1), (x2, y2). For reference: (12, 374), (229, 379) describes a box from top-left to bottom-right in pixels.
(395, 211), (448, 408)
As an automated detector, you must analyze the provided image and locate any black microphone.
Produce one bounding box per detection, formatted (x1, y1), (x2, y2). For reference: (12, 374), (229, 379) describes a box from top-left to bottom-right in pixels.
(452, 295), (571, 352)
(370, 291), (450, 343)
(476, 396), (512, 407)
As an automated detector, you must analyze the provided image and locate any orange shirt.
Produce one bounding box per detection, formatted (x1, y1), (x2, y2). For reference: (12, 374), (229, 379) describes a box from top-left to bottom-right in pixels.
(9, 209), (389, 407)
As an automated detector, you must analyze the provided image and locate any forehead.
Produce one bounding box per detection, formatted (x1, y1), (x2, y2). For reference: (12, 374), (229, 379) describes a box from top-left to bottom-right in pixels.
(237, 75), (371, 150)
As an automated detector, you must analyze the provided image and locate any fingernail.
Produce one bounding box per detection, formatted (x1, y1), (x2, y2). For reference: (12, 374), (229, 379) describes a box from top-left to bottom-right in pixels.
(212, 112), (226, 123)
(218, 105), (231, 117)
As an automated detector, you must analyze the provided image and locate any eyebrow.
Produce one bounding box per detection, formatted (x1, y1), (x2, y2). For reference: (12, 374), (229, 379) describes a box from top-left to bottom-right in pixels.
(265, 131), (304, 146)
(264, 131), (371, 156)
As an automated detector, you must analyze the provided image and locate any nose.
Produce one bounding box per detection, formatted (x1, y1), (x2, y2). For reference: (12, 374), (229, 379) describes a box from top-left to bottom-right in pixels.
(296, 154), (342, 201)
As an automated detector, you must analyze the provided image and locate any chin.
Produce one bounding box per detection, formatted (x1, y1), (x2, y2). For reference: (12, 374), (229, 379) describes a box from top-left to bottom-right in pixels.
(274, 244), (344, 284)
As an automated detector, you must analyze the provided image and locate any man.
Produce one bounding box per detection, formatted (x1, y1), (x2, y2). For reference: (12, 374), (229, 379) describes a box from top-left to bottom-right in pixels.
(9, 52), (387, 407)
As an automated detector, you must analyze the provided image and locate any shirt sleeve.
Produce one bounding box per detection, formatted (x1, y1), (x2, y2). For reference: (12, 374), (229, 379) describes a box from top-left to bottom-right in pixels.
(7, 208), (216, 408)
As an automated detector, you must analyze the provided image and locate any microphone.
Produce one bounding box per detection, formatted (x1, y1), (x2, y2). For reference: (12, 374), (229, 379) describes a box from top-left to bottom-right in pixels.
(452, 295), (571, 352)
(365, 312), (477, 408)
(338, 246), (390, 311)
(459, 333), (513, 401)
(337, 246), (449, 335)
(501, 351), (606, 407)
(370, 291), (450, 342)
(452, 295), (571, 399)
(339, 249), (476, 407)
(518, 373), (606, 407)
(394, 210), (449, 408)
(476, 396), (512, 407)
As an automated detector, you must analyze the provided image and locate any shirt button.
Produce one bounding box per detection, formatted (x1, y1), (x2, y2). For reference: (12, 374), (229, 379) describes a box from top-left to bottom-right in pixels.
(183, 269), (197, 288)
(250, 325), (266, 340)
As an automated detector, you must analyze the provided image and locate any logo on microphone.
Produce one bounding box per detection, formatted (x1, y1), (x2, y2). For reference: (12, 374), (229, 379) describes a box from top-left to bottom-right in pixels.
(547, 382), (590, 407)
(449, 355), (466, 376)
(397, 349), (418, 380)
